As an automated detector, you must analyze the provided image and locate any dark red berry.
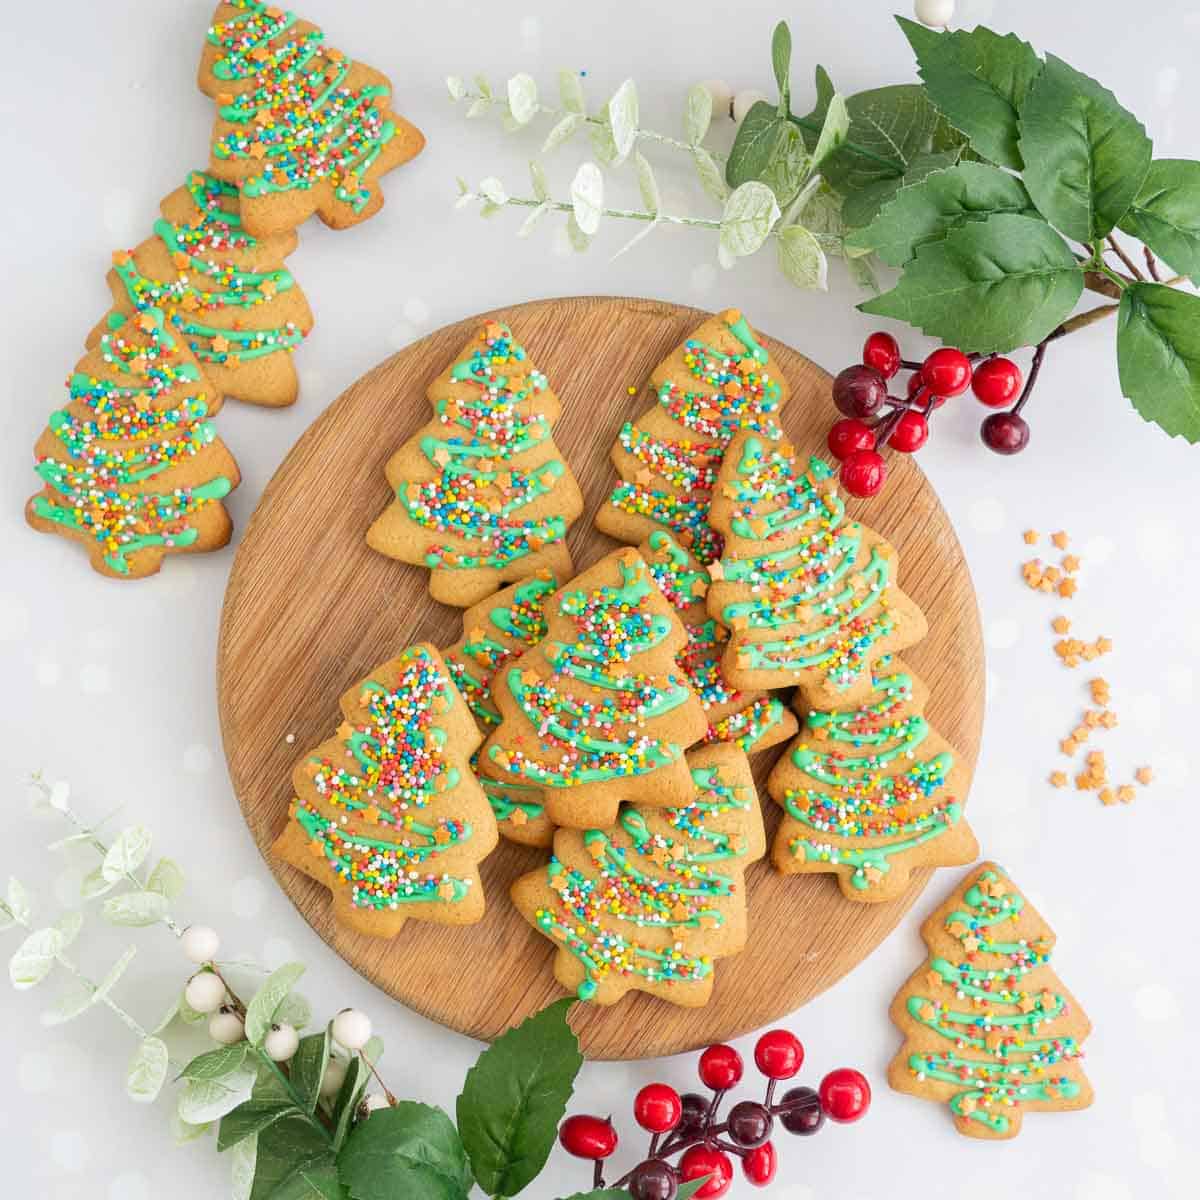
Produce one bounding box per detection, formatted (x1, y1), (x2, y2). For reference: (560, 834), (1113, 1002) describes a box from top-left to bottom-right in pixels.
(742, 1141), (778, 1187)
(629, 1158), (678, 1200)
(727, 1100), (773, 1148)
(558, 1114), (618, 1159)
(888, 410), (928, 453)
(698, 1044), (743, 1091)
(972, 356), (1022, 407)
(980, 411), (1030, 455)
(862, 331), (901, 379)
(832, 365), (888, 419)
(818, 1068), (872, 1123)
(634, 1083), (682, 1133)
(753, 1030), (804, 1081)
(839, 449), (886, 498)
(827, 418), (875, 461)
(677, 1092), (709, 1136)
(778, 1086), (824, 1136)
(920, 347), (972, 397)
(679, 1145), (733, 1199)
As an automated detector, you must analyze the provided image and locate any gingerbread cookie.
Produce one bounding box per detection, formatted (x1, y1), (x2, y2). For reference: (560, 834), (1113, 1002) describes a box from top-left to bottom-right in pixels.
(707, 433), (927, 708)
(92, 171), (313, 408)
(197, 1), (425, 236)
(596, 307), (789, 564)
(272, 644), (498, 938)
(368, 320), (584, 608)
(480, 548), (709, 828)
(443, 572), (560, 847)
(642, 530), (797, 754)
(511, 743), (765, 1005)
(889, 862), (1094, 1139)
(767, 657), (976, 900)
(27, 308), (240, 579)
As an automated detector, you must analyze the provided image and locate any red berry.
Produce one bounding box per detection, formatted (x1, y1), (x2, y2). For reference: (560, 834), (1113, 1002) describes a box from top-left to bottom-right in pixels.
(634, 1083), (682, 1133)
(832, 365), (888, 419)
(972, 356), (1023, 407)
(753, 1030), (804, 1081)
(679, 1145), (734, 1199)
(698, 1044), (743, 1091)
(558, 1114), (618, 1159)
(906, 372), (943, 410)
(778, 1086), (824, 1136)
(920, 347), (972, 397)
(862, 331), (901, 379)
(827, 418), (876, 460)
(742, 1141), (778, 1187)
(818, 1068), (872, 1123)
(888, 410), (928, 453)
(981, 411), (1030, 455)
(629, 1158), (678, 1200)
(839, 449), (886, 498)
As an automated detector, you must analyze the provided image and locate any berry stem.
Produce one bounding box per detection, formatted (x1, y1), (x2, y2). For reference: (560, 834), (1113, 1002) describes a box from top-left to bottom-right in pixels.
(593, 1161), (604, 1190)
(1010, 340), (1048, 417)
(1106, 233), (1145, 281)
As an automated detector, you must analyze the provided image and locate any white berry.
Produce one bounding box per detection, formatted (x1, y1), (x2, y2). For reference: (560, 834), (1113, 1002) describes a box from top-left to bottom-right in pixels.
(332, 1008), (372, 1052)
(181, 925), (220, 964)
(185, 971), (227, 1014)
(700, 79), (734, 119)
(264, 1023), (300, 1063)
(914, 0), (955, 26)
(319, 1057), (347, 1101)
(732, 89), (769, 124)
(208, 1008), (245, 1045)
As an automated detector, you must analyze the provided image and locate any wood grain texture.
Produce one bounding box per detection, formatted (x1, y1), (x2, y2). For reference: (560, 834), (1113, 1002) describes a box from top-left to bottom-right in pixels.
(217, 296), (984, 1060)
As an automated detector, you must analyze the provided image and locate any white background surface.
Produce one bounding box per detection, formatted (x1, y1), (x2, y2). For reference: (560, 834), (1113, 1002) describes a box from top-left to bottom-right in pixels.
(2, 1), (1198, 1197)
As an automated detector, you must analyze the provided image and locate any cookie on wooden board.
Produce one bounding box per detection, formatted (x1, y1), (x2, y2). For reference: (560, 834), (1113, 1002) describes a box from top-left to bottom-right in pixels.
(272, 644), (499, 938)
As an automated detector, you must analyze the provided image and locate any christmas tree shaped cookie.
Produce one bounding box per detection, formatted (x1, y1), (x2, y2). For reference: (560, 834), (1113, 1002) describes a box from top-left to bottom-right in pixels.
(767, 658), (977, 900)
(480, 548), (709, 828)
(443, 571), (560, 847)
(26, 308), (240, 579)
(272, 644), (498, 938)
(92, 171), (313, 407)
(642, 530), (797, 754)
(368, 320), (584, 608)
(512, 743), (766, 1005)
(596, 308), (789, 565)
(198, 1), (425, 236)
(707, 433), (927, 708)
(889, 862), (1094, 1139)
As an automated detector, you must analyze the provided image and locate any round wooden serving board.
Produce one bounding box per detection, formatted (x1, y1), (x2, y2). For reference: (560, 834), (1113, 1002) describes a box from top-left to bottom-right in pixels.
(218, 296), (984, 1060)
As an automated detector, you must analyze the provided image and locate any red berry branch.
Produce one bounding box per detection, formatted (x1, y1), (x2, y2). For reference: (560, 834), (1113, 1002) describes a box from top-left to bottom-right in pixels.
(558, 1031), (870, 1198)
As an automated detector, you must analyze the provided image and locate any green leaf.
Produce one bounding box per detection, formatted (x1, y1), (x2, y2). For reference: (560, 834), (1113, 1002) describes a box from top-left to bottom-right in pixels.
(9, 927), (62, 989)
(757, 122), (809, 206)
(338, 1103), (472, 1200)
(684, 84), (712, 145)
(720, 182), (781, 259)
(478, 177), (508, 206)
(569, 163), (603, 236)
(1119, 159), (1200, 284)
(456, 997), (582, 1198)
(182, 1042), (250, 1082)
(1018, 54), (1152, 241)
(507, 74), (538, 126)
(677, 1180), (713, 1200)
(172, 1111), (214, 1146)
(897, 17), (1042, 170)
(529, 161), (549, 202)
(518, 201), (553, 238)
(41, 983), (93, 1026)
(542, 113), (583, 154)
(7, 877), (32, 925)
(102, 890), (169, 927)
(811, 94), (849, 168)
(81, 866), (117, 900)
(230, 1135), (257, 1200)
(330, 1056), (370, 1151)
(607, 80), (639, 164)
(250, 1114), (335, 1200)
(178, 1068), (257, 1125)
(771, 21), (792, 108)
(274, 990), (312, 1031)
(726, 101), (786, 188)
(845, 161), (1036, 264)
(778, 224), (829, 289)
(1117, 283), (1200, 441)
(559, 70), (585, 115)
(820, 85), (939, 196)
(291, 1029), (332, 1114)
(692, 148), (729, 204)
(446, 76), (466, 101)
(218, 1100), (294, 1152)
(54, 909), (83, 948)
(102, 826), (151, 882)
(245, 963), (306, 1045)
(146, 857), (184, 900)
(841, 149), (962, 229)
(634, 151), (660, 214)
(860, 212), (1083, 351)
(126, 1036), (169, 1103)
(567, 212), (591, 249)
(795, 64), (836, 148)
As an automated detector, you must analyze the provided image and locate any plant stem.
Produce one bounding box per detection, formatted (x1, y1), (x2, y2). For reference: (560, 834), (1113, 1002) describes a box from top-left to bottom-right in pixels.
(484, 193), (722, 230)
(1106, 233), (1145, 281)
(1144, 246), (1162, 281)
